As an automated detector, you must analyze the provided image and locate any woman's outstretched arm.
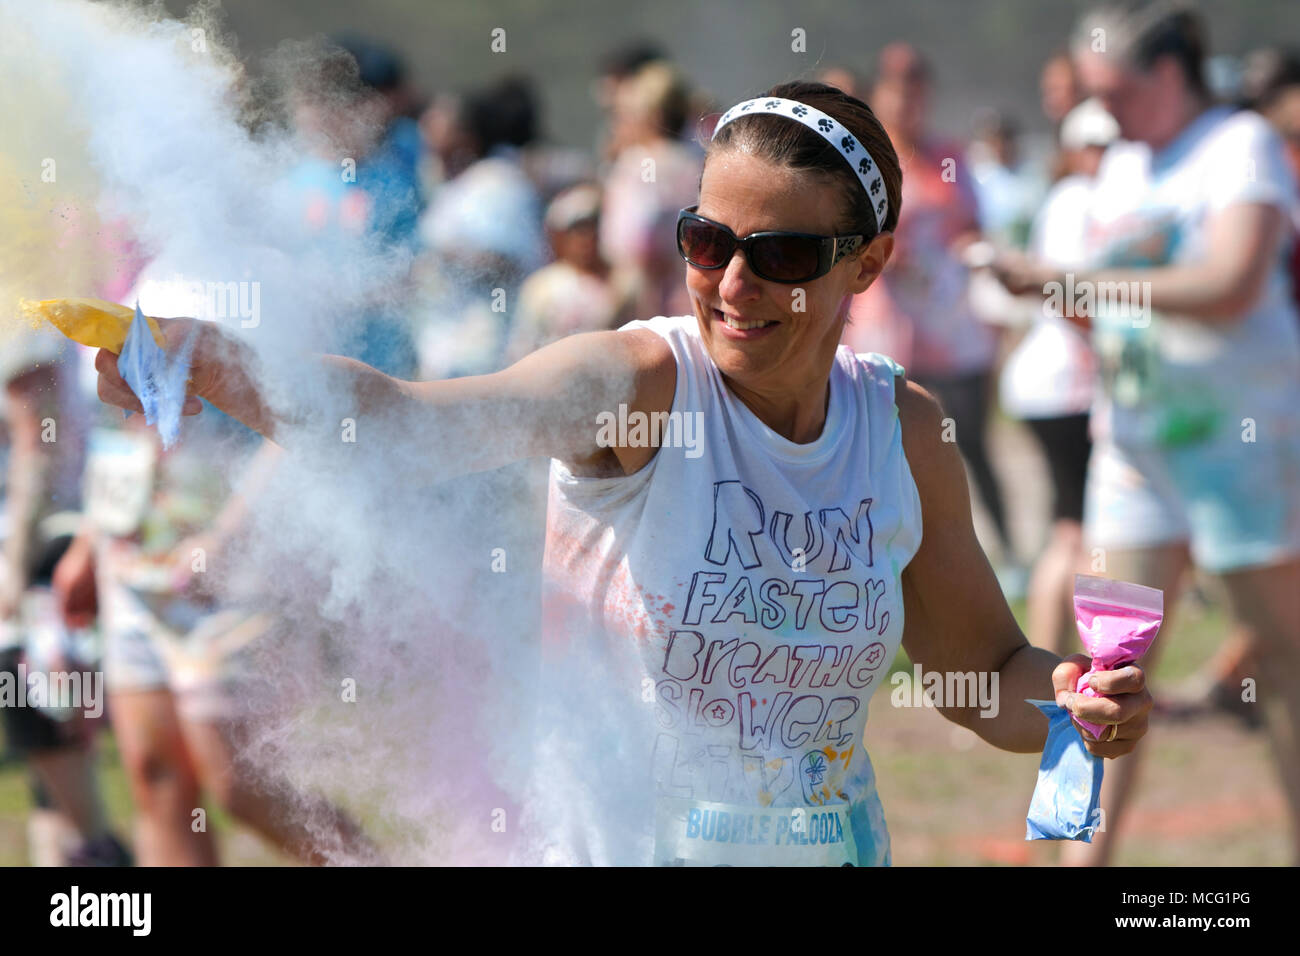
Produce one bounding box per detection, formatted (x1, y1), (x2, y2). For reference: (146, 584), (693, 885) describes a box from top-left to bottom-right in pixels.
(93, 319), (677, 484)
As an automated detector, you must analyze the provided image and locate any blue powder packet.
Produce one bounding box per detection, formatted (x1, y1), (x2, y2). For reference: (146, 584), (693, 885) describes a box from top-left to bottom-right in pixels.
(117, 302), (195, 449)
(1025, 699), (1104, 842)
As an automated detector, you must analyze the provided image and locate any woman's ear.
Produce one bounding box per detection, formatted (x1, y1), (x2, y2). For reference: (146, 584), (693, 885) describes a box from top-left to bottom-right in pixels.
(847, 232), (894, 294)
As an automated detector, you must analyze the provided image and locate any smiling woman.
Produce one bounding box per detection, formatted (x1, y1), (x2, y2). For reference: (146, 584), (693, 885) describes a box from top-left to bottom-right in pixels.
(90, 79), (1153, 866)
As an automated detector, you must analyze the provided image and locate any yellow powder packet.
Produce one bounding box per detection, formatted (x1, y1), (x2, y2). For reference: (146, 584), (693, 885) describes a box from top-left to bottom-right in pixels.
(18, 297), (165, 352)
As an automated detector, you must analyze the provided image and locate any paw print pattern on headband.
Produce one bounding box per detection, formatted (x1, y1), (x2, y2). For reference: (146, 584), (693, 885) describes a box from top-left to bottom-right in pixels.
(713, 97), (889, 233)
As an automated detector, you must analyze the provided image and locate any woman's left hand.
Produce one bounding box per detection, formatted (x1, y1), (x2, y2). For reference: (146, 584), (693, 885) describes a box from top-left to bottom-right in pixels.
(1052, 653), (1152, 757)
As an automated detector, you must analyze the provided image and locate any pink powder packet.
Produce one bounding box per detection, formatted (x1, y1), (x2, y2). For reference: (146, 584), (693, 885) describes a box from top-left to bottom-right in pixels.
(1072, 575), (1163, 739)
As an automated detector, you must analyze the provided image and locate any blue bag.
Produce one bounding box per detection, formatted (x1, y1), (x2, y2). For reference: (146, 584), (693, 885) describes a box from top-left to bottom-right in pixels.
(117, 302), (195, 449)
(1025, 699), (1103, 842)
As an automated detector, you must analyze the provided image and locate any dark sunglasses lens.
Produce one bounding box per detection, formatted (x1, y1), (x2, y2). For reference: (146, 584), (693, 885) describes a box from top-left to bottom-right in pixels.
(678, 219), (733, 268)
(750, 235), (822, 282)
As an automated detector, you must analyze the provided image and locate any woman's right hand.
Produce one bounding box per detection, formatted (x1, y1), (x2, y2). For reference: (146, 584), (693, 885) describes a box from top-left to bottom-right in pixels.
(93, 316), (210, 417)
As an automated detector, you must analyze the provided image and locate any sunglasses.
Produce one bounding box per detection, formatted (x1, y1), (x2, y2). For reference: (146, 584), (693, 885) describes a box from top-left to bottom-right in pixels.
(676, 206), (869, 284)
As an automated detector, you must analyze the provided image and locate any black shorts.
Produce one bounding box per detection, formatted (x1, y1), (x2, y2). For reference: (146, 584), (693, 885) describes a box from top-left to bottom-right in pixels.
(1024, 414), (1091, 523)
(0, 534), (81, 756)
(0, 648), (79, 755)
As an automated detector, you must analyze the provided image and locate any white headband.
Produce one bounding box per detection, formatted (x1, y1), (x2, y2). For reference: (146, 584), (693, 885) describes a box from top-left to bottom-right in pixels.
(712, 96), (889, 234)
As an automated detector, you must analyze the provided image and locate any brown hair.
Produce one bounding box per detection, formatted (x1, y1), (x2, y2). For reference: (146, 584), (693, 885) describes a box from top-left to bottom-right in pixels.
(1073, 1), (1209, 99)
(705, 80), (903, 237)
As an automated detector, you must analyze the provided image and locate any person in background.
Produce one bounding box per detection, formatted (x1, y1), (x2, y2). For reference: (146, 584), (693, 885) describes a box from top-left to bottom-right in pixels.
(1042, 50), (1085, 131)
(331, 35), (425, 179)
(1158, 46), (1300, 729)
(1038, 51), (1089, 198)
(0, 335), (128, 865)
(285, 37), (424, 378)
(415, 75), (548, 378)
(846, 42), (1023, 594)
(817, 65), (868, 102)
(994, 1), (1300, 866)
(598, 60), (704, 322)
(505, 183), (638, 363)
(1243, 48), (1300, 298)
(592, 40), (669, 166)
(967, 109), (1048, 250)
(998, 99), (1114, 658)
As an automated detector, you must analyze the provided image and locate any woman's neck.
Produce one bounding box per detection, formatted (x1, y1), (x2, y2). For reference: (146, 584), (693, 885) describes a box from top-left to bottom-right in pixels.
(725, 368), (834, 444)
(1150, 95), (1213, 153)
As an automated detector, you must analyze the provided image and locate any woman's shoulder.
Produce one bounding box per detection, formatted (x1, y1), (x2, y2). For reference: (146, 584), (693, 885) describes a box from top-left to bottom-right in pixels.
(611, 318), (682, 402)
(617, 315), (703, 363)
(893, 375), (944, 433)
(838, 347), (911, 398)
(1202, 106), (1274, 144)
(840, 349), (941, 447)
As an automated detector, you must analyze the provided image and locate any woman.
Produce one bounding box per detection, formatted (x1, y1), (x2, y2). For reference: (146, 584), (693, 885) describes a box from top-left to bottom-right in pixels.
(995, 3), (1300, 866)
(93, 81), (1151, 866)
(598, 60), (704, 323)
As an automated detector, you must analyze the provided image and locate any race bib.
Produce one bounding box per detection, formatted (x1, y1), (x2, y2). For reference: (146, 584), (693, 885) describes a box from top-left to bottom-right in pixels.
(84, 427), (157, 537)
(654, 797), (858, 866)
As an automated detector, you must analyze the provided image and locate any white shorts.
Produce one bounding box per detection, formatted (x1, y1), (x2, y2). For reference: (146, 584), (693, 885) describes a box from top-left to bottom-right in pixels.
(100, 578), (273, 723)
(1083, 419), (1300, 573)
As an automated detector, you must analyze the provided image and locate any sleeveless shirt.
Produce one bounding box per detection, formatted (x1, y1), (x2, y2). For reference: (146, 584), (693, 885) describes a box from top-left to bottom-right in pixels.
(533, 314), (924, 865)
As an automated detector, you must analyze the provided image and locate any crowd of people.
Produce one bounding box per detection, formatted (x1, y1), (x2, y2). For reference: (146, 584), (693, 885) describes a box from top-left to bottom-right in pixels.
(2, 3), (1299, 866)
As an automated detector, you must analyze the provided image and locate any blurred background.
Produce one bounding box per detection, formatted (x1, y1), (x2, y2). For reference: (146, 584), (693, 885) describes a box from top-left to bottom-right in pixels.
(158, 0), (1296, 148)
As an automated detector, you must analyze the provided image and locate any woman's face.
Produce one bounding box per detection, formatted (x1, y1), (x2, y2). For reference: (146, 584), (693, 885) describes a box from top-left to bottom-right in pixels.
(1040, 57), (1081, 125)
(686, 149), (891, 396)
(1075, 50), (1190, 149)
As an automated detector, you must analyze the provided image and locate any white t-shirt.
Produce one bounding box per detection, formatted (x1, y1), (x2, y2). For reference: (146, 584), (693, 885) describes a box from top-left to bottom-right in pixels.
(1085, 107), (1300, 447)
(419, 147), (545, 275)
(999, 175), (1099, 419)
(526, 314), (924, 865)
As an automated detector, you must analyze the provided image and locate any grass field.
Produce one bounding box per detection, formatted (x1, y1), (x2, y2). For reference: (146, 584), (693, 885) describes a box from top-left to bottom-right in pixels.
(1, 586), (1286, 866)
(873, 591), (1289, 866)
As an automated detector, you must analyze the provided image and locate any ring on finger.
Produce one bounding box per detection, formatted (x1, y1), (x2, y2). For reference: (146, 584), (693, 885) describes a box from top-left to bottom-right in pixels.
(1104, 724), (1118, 743)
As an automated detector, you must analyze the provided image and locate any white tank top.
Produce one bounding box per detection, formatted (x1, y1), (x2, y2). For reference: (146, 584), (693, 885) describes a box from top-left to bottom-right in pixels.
(531, 314), (923, 866)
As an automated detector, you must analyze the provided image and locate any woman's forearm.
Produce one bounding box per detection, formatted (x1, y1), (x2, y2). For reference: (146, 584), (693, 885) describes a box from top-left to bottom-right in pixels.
(190, 323), (640, 488)
(193, 325), (446, 462)
(965, 642), (1063, 753)
(192, 322), (282, 440)
(1077, 264), (1265, 323)
(1075, 202), (1284, 323)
